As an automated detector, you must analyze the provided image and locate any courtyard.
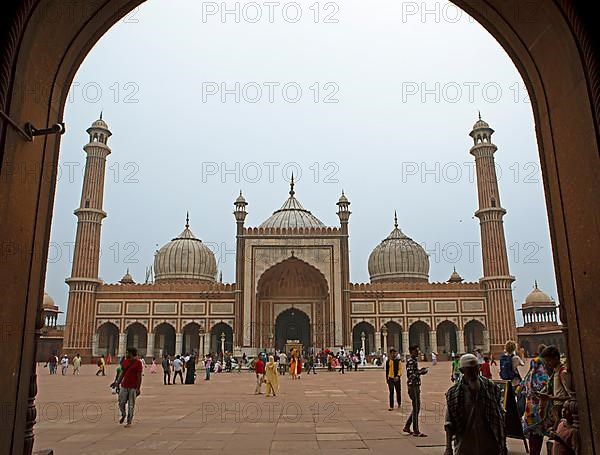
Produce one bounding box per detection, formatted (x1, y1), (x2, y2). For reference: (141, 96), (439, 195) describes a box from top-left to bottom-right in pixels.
(34, 362), (528, 454)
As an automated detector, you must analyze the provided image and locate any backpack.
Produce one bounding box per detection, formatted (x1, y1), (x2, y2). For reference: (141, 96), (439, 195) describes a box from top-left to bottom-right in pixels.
(499, 353), (515, 380)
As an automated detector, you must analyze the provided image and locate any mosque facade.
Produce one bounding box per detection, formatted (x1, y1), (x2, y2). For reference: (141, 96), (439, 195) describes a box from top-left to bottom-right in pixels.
(57, 115), (527, 362)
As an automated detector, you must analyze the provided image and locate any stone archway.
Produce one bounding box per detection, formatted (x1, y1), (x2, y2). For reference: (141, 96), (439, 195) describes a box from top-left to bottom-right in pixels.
(97, 322), (118, 357)
(275, 308), (311, 352)
(1, 1), (600, 452)
(182, 322), (201, 355)
(409, 321), (431, 354)
(154, 323), (176, 357)
(352, 322), (375, 354)
(125, 322), (148, 357)
(381, 321), (402, 354)
(464, 320), (486, 353)
(436, 321), (458, 357)
(210, 322), (233, 356)
(256, 257), (328, 350)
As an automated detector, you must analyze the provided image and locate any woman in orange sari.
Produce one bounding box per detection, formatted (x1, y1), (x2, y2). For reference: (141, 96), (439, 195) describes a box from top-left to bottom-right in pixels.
(289, 350), (297, 379)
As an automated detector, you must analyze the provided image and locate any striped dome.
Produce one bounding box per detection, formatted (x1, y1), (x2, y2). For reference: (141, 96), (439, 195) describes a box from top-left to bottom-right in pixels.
(259, 177), (324, 229)
(154, 221), (217, 282)
(368, 215), (429, 283)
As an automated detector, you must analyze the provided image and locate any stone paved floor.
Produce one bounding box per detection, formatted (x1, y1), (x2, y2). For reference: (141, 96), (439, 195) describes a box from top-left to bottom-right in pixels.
(34, 362), (528, 454)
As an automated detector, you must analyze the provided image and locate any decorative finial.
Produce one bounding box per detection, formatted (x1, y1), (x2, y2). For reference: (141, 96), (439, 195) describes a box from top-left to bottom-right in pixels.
(534, 280), (538, 289)
(239, 190), (243, 196)
(393, 210), (398, 229)
(453, 266), (456, 272)
(185, 211), (189, 229)
(126, 267), (130, 274)
(100, 110), (103, 120)
(478, 110), (481, 120)
(289, 172), (295, 196)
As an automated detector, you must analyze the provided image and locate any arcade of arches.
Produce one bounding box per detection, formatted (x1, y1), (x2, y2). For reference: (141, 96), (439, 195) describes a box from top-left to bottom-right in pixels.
(95, 321), (234, 359)
(1, 1), (599, 453)
(351, 319), (485, 361)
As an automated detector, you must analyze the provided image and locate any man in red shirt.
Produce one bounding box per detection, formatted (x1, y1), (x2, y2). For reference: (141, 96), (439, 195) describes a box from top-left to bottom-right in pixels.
(480, 356), (493, 379)
(254, 354), (265, 395)
(118, 347), (143, 427)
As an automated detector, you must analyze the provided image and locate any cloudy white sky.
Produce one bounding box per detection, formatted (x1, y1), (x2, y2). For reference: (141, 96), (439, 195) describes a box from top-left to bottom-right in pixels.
(45, 0), (558, 324)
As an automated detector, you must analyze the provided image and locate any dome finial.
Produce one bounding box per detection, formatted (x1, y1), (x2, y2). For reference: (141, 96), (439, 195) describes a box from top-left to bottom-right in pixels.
(394, 210), (398, 229)
(289, 172), (295, 196)
(185, 211), (190, 229)
(478, 110), (481, 121)
(534, 280), (538, 289)
(100, 110), (103, 120)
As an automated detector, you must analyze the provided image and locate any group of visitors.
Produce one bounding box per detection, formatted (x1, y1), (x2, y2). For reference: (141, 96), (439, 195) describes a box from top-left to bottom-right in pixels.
(159, 353), (199, 384)
(253, 354), (279, 396)
(384, 345), (429, 438)
(44, 353), (83, 376)
(517, 343), (576, 455)
(438, 340), (576, 455)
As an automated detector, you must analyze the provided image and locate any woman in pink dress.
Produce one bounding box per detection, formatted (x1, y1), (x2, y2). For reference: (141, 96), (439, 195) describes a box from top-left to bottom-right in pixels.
(149, 357), (157, 374)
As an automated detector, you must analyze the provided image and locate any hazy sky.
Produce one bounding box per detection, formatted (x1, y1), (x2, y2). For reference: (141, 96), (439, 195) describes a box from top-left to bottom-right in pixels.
(45, 0), (558, 324)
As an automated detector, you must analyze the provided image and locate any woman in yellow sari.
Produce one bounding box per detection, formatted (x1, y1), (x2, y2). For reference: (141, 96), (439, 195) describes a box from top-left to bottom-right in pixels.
(265, 355), (279, 396)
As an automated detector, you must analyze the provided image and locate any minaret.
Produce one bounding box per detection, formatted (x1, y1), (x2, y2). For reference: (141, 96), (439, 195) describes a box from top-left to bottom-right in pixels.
(469, 114), (516, 353)
(63, 115), (112, 360)
(336, 190), (351, 347)
(233, 190), (248, 350)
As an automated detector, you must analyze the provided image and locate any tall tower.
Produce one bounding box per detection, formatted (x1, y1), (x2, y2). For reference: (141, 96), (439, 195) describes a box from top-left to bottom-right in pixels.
(63, 115), (112, 360)
(336, 191), (351, 346)
(233, 191), (248, 350)
(469, 115), (516, 354)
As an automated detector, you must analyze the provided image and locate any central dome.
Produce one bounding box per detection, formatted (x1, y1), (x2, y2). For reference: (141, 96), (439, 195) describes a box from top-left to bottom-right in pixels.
(154, 216), (217, 282)
(259, 177), (325, 229)
(368, 213), (429, 283)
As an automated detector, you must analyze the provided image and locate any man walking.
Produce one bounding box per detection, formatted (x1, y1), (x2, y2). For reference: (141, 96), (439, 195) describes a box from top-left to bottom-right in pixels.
(60, 355), (69, 375)
(278, 351), (287, 375)
(254, 354), (265, 394)
(403, 345), (428, 437)
(172, 355), (184, 384)
(161, 354), (171, 385)
(385, 347), (402, 411)
(204, 354), (212, 380)
(72, 353), (81, 375)
(444, 354), (506, 454)
(117, 347), (143, 427)
(96, 355), (106, 376)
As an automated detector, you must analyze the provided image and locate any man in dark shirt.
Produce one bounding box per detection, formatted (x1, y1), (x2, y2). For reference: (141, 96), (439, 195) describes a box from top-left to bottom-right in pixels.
(117, 347), (143, 427)
(161, 354), (171, 385)
(385, 347), (402, 411)
(403, 344), (428, 437)
(444, 354), (505, 454)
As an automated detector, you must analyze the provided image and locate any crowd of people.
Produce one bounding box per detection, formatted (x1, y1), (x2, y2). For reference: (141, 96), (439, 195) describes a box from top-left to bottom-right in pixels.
(42, 340), (578, 453)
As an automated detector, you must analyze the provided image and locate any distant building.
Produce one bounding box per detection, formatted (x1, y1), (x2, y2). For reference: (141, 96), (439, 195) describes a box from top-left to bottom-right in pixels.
(36, 292), (64, 362)
(517, 282), (565, 356)
(60, 115), (524, 362)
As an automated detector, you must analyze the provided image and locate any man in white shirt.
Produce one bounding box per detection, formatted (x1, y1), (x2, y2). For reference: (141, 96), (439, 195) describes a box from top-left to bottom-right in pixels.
(60, 355), (69, 375)
(278, 352), (287, 375)
(172, 355), (184, 384)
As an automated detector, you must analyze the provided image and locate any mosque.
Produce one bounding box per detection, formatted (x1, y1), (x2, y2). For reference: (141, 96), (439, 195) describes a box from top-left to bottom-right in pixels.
(47, 115), (558, 362)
